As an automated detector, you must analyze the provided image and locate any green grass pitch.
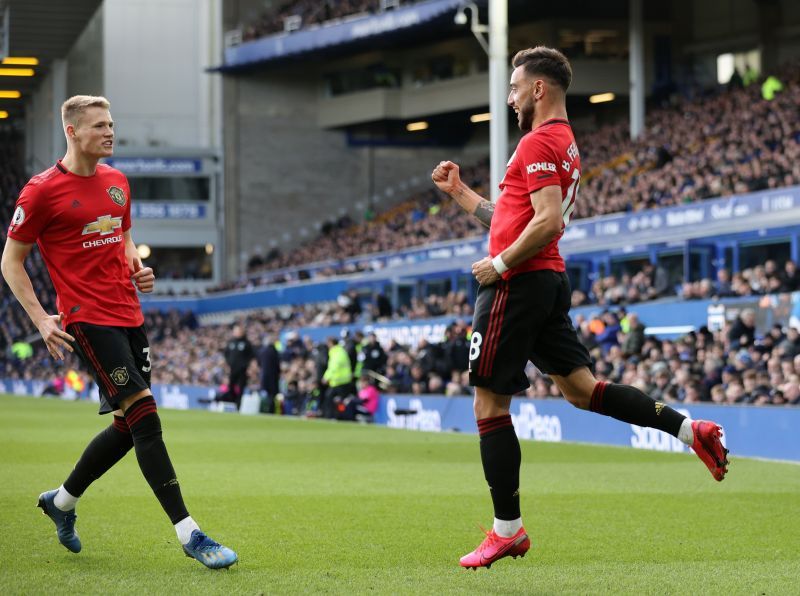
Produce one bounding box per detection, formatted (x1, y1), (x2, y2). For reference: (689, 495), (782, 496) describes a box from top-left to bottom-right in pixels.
(1, 394), (799, 594)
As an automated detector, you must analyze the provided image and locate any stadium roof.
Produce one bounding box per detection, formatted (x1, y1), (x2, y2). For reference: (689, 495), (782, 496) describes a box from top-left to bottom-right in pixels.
(0, 0), (102, 118)
(215, 0), (670, 73)
(216, 0), (468, 72)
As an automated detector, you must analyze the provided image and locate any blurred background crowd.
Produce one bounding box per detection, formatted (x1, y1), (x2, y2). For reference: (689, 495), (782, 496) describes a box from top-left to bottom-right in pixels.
(4, 300), (800, 414)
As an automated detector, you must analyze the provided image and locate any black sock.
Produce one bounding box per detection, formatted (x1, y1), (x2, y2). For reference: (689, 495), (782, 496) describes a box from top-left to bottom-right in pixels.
(590, 381), (684, 436)
(63, 416), (133, 498)
(125, 396), (190, 524)
(477, 415), (521, 521)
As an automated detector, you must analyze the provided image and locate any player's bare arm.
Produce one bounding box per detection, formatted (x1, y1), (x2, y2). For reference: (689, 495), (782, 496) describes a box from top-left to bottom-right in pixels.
(471, 185), (562, 286)
(0, 237), (75, 359)
(431, 160), (494, 228)
(124, 230), (155, 293)
(472, 198), (495, 229)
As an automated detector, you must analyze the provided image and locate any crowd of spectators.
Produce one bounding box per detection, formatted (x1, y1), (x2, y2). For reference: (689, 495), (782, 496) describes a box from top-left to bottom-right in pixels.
(677, 260), (800, 301)
(567, 309), (800, 407)
(576, 66), (800, 219)
(143, 290), (471, 389)
(0, 287), (472, 384)
(0, 134), (60, 362)
(241, 0), (389, 41)
(6, 288), (800, 410)
(571, 259), (800, 307)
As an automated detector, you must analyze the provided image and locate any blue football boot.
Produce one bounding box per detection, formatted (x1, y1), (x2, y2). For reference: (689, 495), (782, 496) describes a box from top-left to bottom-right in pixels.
(37, 489), (81, 553)
(182, 530), (238, 569)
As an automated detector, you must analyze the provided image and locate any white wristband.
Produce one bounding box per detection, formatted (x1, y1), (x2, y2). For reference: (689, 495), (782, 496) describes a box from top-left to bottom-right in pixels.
(491, 254), (509, 275)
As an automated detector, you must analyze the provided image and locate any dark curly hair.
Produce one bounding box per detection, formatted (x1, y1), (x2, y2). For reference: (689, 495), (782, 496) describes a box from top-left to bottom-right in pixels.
(511, 46), (572, 92)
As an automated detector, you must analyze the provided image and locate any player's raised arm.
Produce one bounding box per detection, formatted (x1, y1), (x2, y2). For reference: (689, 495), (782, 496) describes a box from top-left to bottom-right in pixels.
(431, 160), (495, 229)
(0, 237), (75, 359)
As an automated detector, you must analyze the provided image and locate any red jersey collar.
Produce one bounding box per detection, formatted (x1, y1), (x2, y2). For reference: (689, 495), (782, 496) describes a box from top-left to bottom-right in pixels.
(55, 159), (100, 178)
(536, 118), (570, 128)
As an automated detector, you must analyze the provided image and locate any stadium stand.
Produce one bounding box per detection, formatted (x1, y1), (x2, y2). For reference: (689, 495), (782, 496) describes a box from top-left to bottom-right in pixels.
(238, 158), (489, 283)
(0, 133), (60, 378)
(235, 62), (799, 287)
(577, 61), (800, 218)
(574, 259), (800, 306)
(2, 64), (800, 409)
(5, 290), (800, 409)
(92, 306), (800, 409)
(242, 0), (386, 41)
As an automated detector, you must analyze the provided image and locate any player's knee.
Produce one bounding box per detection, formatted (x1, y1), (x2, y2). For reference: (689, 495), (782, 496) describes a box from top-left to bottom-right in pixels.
(473, 399), (499, 420)
(563, 389), (591, 410)
(123, 395), (162, 443)
(473, 387), (511, 419)
(120, 389), (154, 413)
(472, 395), (483, 419)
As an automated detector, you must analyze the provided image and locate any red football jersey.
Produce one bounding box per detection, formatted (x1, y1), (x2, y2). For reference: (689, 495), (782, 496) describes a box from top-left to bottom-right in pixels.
(491, 118), (581, 278)
(7, 161), (144, 328)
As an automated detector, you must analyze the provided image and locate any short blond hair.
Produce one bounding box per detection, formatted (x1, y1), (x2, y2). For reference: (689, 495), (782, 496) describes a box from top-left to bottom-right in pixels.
(61, 95), (110, 127)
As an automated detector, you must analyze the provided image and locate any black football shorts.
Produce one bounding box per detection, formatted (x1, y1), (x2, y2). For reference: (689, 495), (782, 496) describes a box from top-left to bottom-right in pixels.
(468, 269), (592, 395)
(67, 322), (152, 414)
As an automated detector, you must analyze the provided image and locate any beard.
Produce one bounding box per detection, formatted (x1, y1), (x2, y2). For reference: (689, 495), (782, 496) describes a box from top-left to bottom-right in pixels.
(517, 104), (534, 132)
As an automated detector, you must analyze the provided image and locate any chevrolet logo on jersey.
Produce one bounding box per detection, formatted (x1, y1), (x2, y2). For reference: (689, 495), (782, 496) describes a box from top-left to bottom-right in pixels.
(82, 215), (122, 236)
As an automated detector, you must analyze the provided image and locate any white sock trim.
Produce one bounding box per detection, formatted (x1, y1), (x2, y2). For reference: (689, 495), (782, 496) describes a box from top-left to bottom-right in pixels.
(175, 516), (201, 545)
(53, 485), (78, 511)
(493, 517), (522, 538)
(678, 418), (694, 446)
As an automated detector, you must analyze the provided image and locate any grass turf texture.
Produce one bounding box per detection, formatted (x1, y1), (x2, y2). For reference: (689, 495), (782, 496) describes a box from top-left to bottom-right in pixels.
(0, 394), (798, 595)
